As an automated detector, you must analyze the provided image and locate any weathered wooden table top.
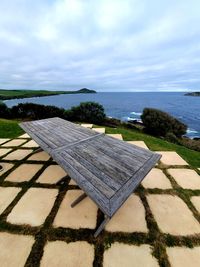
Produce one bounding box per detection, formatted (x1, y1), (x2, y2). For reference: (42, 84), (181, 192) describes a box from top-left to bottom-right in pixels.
(20, 117), (161, 217)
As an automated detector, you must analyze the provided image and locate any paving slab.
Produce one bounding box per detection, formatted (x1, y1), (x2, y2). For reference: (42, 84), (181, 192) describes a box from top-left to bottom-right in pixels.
(92, 128), (105, 133)
(103, 243), (159, 267)
(40, 241), (94, 267)
(0, 162), (14, 175)
(147, 194), (200, 235)
(22, 140), (39, 148)
(5, 163), (43, 182)
(191, 196), (200, 213)
(105, 195), (148, 232)
(158, 151), (188, 165)
(0, 138), (10, 145)
(81, 123), (93, 128)
(53, 190), (98, 229)
(37, 165), (67, 184)
(69, 179), (77, 185)
(142, 168), (172, 189)
(3, 149), (33, 160)
(19, 133), (30, 138)
(2, 139), (26, 147)
(168, 168), (200, 189)
(7, 188), (58, 226)
(27, 151), (50, 161)
(107, 134), (123, 140)
(0, 148), (12, 157)
(166, 246), (200, 267)
(0, 232), (34, 267)
(0, 187), (21, 214)
(127, 141), (149, 149)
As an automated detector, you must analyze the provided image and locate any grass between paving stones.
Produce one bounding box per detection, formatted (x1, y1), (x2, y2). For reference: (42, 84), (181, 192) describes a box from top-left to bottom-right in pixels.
(0, 136), (200, 266)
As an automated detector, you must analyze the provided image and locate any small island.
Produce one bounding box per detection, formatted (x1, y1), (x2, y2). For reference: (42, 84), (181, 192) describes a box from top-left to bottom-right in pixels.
(0, 88), (96, 100)
(184, 92), (200, 96)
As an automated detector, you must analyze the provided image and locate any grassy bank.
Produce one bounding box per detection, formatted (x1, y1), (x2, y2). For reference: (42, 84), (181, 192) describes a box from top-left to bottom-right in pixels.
(1, 119), (200, 167)
(0, 88), (96, 100)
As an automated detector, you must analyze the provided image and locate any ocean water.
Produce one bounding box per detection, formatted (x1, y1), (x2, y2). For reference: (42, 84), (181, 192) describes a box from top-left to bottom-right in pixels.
(5, 92), (200, 138)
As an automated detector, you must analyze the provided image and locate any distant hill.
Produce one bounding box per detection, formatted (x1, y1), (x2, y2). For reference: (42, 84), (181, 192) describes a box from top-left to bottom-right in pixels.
(77, 88), (96, 94)
(0, 88), (96, 100)
(185, 92), (200, 96)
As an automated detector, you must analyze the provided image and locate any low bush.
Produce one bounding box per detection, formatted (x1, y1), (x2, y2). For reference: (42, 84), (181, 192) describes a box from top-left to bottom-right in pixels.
(141, 108), (187, 137)
(64, 102), (106, 124)
(10, 103), (65, 120)
(0, 102), (11, 118)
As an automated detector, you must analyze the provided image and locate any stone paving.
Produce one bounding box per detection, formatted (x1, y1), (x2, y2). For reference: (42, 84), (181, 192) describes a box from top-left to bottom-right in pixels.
(0, 132), (200, 267)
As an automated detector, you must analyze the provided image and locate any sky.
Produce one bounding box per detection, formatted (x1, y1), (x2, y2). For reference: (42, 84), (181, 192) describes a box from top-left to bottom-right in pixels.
(0, 0), (200, 92)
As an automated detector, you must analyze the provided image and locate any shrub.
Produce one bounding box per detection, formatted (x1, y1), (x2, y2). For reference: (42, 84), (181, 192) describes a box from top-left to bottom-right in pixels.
(141, 108), (187, 137)
(11, 103), (65, 120)
(64, 102), (106, 124)
(0, 102), (11, 118)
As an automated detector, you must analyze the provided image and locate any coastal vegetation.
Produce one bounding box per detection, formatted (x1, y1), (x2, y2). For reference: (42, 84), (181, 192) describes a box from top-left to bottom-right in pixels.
(0, 88), (96, 100)
(184, 92), (200, 96)
(141, 108), (187, 137)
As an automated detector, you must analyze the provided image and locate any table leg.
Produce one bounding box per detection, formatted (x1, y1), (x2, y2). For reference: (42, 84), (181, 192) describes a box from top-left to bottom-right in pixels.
(71, 193), (87, 208)
(94, 215), (110, 238)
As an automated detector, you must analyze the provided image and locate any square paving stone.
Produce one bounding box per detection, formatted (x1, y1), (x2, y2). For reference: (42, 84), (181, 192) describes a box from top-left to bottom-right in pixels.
(127, 141), (149, 149)
(158, 151), (188, 165)
(53, 190), (98, 229)
(69, 179), (77, 185)
(107, 134), (123, 140)
(28, 151), (50, 161)
(40, 241), (94, 267)
(105, 195), (148, 233)
(19, 133), (30, 138)
(0, 148), (12, 157)
(142, 168), (172, 189)
(147, 194), (200, 235)
(22, 140), (39, 148)
(37, 165), (67, 184)
(0, 232), (34, 267)
(7, 188), (58, 226)
(191, 196), (200, 213)
(103, 243), (159, 267)
(2, 139), (26, 147)
(92, 128), (105, 133)
(0, 138), (10, 145)
(166, 246), (200, 267)
(0, 162), (14, 175)
(168, 169), (200, 189)
(81, 123), (93, 128)
(0, 187), (21, 214)
(5, 164), (43, 182)
(3, 149), (33, 160)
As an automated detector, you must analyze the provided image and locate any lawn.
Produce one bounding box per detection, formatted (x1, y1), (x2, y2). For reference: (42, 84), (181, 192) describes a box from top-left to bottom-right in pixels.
(0, 119), (200, 167)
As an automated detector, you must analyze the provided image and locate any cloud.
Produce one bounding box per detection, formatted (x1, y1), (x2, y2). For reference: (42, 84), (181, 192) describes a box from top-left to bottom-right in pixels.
(0, 0), (200, 91)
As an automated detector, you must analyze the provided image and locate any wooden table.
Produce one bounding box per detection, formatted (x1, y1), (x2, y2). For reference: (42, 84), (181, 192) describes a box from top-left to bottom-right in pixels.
(20, 117), (161, 237)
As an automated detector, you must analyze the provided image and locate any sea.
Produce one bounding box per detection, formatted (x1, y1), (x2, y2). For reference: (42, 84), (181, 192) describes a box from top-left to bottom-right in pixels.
(4, 92), (200, 139)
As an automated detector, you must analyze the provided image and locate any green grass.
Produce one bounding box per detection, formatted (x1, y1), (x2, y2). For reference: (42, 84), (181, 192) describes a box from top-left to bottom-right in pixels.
(1, 119), (200, 167)
(0, 119), (24, 138)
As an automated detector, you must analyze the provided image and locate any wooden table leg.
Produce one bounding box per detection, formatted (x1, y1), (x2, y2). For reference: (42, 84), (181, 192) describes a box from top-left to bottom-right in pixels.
(94, 215), (110, 238)
(71, 192), (87, 208)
